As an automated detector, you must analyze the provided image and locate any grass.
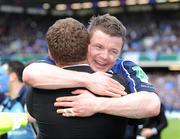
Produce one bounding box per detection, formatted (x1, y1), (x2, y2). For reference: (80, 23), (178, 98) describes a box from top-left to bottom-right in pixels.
(162, 118), (180, 139)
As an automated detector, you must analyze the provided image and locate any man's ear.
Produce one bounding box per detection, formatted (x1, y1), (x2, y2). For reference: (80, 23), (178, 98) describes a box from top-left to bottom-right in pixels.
(48, 49), (53, 60)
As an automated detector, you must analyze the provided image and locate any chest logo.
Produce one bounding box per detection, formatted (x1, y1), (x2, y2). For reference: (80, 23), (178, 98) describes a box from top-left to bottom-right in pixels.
(132, 66), (148, 83)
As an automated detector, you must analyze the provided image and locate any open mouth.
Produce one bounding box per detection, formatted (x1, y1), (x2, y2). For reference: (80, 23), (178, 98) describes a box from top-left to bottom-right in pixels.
(95, 60), (107, 69)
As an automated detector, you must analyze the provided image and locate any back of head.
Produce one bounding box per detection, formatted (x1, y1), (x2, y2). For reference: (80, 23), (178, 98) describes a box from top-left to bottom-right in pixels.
(88, 14), (127, 41)
(3, 60), (25, 83)
(46, 18), (89, 66)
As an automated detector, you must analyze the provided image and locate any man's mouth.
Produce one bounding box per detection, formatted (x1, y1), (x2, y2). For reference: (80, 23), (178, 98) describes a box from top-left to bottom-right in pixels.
(95, 60), (107, 68)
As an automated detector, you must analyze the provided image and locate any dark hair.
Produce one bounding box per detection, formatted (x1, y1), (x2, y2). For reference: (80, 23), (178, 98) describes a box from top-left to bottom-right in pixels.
(88, 14), (127, 42)
(46, 18), (89, 66)
(6, 60), (25, 82)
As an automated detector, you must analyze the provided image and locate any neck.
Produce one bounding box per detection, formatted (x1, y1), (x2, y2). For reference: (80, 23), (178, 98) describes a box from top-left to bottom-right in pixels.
(57, 60), (88, 68)
(8, 81), (24, 100)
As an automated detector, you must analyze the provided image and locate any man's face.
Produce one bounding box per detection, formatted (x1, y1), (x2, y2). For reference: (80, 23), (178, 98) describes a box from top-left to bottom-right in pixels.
(87, 30), (123, 72)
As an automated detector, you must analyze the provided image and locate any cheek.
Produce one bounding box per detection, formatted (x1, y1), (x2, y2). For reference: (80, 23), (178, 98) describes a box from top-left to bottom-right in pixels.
(88, 48), (98, 60)
(108, 57), (117, 66)
(110, 55), (117, 62)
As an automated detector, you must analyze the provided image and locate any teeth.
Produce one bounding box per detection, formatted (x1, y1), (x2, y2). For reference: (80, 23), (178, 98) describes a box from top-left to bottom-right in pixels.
(95, 60), (106, 66)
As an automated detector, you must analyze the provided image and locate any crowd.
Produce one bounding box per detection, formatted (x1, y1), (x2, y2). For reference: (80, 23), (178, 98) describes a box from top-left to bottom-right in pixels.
(0, 11), (179, 112)
(148, 72), (180, 111)
(0, 11), (180, 61)
(122, 11), (180, 55)
(0, 13), (48, 58)
(0, 11), (178, 139)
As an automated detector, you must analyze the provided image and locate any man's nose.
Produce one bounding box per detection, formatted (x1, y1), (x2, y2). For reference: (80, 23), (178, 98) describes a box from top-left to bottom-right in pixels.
(100, 50), (109, 60)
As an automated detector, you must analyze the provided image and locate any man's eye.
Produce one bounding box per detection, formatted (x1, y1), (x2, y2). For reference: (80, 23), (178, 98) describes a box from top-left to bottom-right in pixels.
(95, 45), (102, 49)
(111, 50), (118, 55)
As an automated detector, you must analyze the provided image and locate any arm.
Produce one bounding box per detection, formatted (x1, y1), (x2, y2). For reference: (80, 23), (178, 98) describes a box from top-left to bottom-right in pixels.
(23, 63), (126, 97)
(154, 104), (168, 132)
(140, 103), (168, 137)
(55, 89), (160, 119)
(97, 91), (160, 118)
(23, 63), (88, 89)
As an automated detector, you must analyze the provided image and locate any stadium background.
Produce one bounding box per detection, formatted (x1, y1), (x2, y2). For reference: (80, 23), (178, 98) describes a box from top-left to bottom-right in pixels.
(0, 0), (179, 138)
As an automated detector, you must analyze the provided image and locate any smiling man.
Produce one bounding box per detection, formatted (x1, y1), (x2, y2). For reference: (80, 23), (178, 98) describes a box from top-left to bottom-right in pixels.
(23, 14), (160, 119)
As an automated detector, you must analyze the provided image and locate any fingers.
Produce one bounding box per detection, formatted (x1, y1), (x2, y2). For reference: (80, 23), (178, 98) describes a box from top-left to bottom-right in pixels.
(71, 89), (90, 95)
(58, 108), (76, 117)
(102, 72), (113, 77)
(110, 79), (125, 91)
(54, 101), (74, 107)
(109, 79), (127, 96)
(71, 90), (84, 95)
(109, 86), (127, 96)
(103, 91), (122, 97)
(56, 95), (76, 102)
(98, 72), (125, 92)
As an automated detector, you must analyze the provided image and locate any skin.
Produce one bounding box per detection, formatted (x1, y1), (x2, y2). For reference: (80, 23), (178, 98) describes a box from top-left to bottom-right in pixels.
(2, 64), (36, 123)
(54, 30), (160, 118)
(55, 89), (160, 118)
(87, 30), (123, 72)
(23, 30), (126, 97)
(140, 128), (155, 138)
(23, 30), (160, 118)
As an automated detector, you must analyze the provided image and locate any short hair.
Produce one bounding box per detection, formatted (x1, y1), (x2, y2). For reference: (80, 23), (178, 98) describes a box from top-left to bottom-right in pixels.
(6, 60), (25, 82)
(88, 14), (127, 42)
(46, 18), (89, 66)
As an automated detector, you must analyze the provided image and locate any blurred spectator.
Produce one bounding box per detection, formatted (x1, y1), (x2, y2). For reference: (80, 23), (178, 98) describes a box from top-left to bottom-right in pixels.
(0, 66), (9, 139)
(0, 61), (36, 139)
(0, 11), (179, 112)
(125, 103), (168, 139)
(148, 72), (180, 111)
(0, 66), (9, 97)
(0, 11), (180, 64)
(137, 103), (168, 139)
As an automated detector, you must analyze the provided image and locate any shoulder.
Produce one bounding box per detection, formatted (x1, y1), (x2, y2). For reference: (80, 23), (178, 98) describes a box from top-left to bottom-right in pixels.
(113, 59), (155, 93)
(112, 73), (130, 94)
(38, 55), (55, 65)
(113, 59), (140, 71)
(113, 59), (148, 82)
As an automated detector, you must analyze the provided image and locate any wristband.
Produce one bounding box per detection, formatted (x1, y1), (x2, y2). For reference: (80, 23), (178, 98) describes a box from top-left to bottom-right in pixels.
(151, 128), (158, 135)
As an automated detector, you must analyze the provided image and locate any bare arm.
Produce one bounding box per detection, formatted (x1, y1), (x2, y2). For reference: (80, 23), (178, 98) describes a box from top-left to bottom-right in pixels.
(55, 90), (160, 119)
(23, 63), (88, 89)
(96, 91), (160, 118)
(23, 63), (126, 97)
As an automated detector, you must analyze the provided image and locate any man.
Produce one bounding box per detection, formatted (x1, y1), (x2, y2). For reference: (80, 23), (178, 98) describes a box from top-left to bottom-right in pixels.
(0, 66), (9, 99)
(0, 66), (9, 139)
(137, 103), (168, 139)
(23, 14), (160, 119)
(26, 17), (135, 139)
(1, 61), (36, 139)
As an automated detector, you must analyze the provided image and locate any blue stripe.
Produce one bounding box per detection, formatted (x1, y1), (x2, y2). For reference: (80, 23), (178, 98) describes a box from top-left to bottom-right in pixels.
(121, 60), (137, 93)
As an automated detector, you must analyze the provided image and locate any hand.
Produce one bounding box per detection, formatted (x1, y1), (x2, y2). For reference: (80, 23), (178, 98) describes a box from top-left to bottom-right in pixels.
(85, 71), (126, 97)
(140, 128), (154, 138)
(54, 89), (99, 117)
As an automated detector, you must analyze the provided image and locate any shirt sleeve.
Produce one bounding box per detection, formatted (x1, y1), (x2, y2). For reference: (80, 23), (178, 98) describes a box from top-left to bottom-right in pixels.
(37, 56), (55, 65)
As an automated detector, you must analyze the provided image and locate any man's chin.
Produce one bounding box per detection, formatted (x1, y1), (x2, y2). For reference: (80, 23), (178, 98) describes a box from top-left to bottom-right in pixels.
(92, 66), (108, 72)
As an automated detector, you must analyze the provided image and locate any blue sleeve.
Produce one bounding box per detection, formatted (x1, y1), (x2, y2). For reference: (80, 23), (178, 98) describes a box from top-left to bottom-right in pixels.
(112, 59), (156, 93)
(0, 67), (9, 94)
(37, 56), (55, 65)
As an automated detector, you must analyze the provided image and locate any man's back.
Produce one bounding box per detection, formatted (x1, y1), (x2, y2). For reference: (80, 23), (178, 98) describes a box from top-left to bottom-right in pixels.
(26, 65), (129, 139)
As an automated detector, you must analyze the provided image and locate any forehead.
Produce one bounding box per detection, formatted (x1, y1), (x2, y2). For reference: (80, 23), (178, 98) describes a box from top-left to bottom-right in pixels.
(90, 30), (123, 49)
